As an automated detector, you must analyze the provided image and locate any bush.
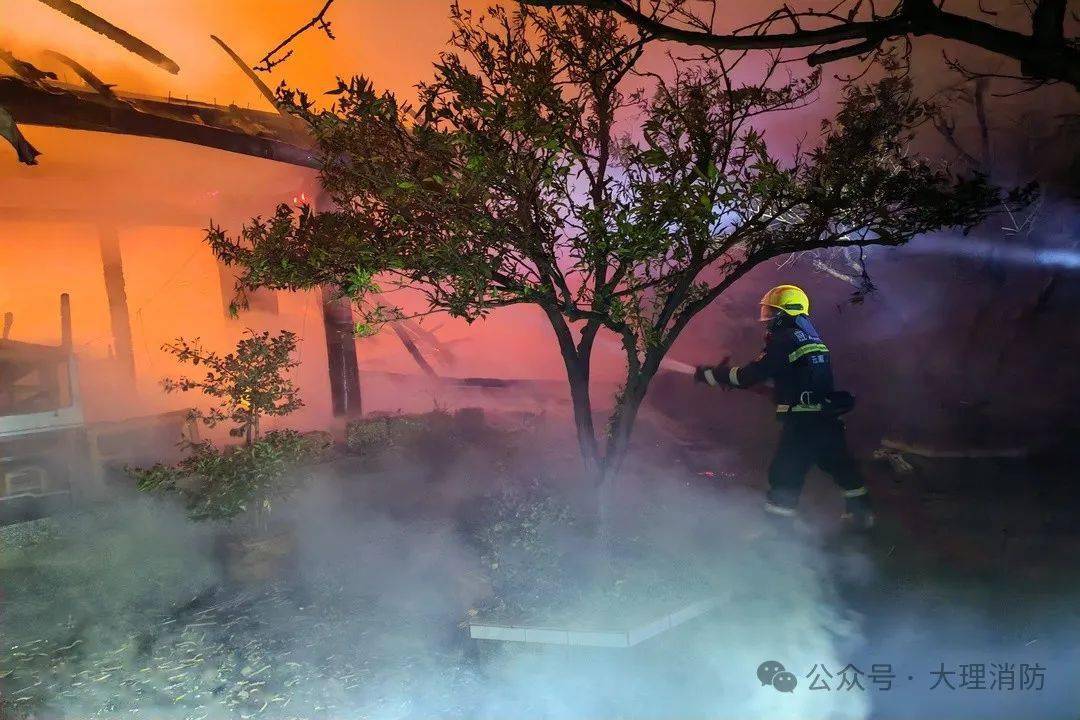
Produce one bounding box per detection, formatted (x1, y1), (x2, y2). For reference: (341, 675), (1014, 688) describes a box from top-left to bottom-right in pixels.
(131, 430), (323, 527)
(344, 410), (460, 465)
(473, 478), (578, 618)
(299, 429), (335, 459)
(160, 329), (302, 445)
(345, 415), (398, 457)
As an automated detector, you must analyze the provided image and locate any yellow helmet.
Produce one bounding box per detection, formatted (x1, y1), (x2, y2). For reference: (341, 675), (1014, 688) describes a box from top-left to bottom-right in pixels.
(759, 284), (809, 320)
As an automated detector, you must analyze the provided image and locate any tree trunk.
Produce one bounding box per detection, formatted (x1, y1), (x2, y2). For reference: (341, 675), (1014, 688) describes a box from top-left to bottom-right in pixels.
(594, 372), (653, 528)
(542, 309), (670, 531)
(560, 351), (606, 524)
(543, 306), (602, 486)
(245, 413), (260, 446)
(565, 364), (599, 472)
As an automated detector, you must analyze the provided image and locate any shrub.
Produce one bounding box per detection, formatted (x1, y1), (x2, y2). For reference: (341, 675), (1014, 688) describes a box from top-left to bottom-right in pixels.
(344, 415), (398, 457)
(160, 330), (302, 445)
(344, 410), (459, 465)
(473, 479), (578, 618)
(131, 430), (322, 529)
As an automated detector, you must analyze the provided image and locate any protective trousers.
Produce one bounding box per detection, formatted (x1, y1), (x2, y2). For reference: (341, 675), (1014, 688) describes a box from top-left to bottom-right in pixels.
(765, 413), (869, 515)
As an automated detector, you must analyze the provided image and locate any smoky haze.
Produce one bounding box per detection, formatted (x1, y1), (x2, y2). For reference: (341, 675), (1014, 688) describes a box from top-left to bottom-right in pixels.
(3, 0), (1076, 430)
(1, 2), (1078, 719)
(2, 424), (876, 719)
(4, 412), (1076, 718)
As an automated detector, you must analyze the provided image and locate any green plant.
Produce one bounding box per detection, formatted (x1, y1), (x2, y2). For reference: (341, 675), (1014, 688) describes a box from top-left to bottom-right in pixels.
(209, 4), (1018, 509)
(132, 430), (321, 529)
(344, 416), (397, 457)
(345, 410), (456, 458)
(161, 330), (302, 445)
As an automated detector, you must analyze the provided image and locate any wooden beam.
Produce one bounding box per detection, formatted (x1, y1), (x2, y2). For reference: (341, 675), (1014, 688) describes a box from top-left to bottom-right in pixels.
(389, 322), (438, 377)
(0, 77), (319, 168)
(0, 204), (210, 226)
(97, 225), (135, 380)
(210, 35), (284, 115)
(34, 0), (180, 74)
(59, 293), (72, 350)
(321, 288), (362, 418)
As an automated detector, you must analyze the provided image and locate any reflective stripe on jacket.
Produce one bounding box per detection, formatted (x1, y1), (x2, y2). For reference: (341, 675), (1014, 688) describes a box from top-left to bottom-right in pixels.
(706, 314), (835, 412)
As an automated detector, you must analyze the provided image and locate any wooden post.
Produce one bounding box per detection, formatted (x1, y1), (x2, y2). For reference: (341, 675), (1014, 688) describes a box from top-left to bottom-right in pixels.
(320, 287), (362, 418)
(97, 225), (135, 379)
(59, 293), (72, 350)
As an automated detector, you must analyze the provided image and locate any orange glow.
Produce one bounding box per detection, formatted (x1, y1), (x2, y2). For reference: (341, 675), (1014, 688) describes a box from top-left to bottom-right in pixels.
(3, 0), (489, 106)
(0, 0), (687, 432)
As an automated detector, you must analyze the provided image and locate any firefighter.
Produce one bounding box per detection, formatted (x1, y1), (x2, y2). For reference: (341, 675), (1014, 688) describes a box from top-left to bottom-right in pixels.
(694, 284), (875, 530)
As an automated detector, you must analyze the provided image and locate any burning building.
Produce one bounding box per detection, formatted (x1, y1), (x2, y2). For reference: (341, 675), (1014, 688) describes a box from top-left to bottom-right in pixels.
(0, 0), (565, 515)
(0, 3), (1078, 720)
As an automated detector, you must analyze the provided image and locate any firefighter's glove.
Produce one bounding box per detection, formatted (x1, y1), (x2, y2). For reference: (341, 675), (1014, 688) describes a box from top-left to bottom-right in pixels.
(695, 357), (732, 387)
(695, 365), (731, 388)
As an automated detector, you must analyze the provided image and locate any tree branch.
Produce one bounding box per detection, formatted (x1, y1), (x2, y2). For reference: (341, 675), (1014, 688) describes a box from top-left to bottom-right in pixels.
(807, 35), (884, 65)
(526, 0), (901, 51)
(255, 0), (336, 72)
(523, 0), (1080, 89)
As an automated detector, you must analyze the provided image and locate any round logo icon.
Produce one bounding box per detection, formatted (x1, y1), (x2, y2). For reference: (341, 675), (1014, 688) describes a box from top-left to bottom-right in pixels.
(757, 660), (786, 686)
(772, 670), (798, 693)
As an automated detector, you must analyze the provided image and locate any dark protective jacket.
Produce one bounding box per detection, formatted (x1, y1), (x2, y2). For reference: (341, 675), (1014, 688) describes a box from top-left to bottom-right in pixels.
(702, 314), (835, 413)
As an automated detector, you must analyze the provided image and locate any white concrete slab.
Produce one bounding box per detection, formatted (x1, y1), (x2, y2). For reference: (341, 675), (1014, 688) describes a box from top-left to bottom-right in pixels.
(469, 624), (526, 642)
(524, 627), (570, 645)
(626, 615), (671, 646)
(566, 630), (630, 648)
(470, 594), (724, 648)
(668, 598), (718, 626)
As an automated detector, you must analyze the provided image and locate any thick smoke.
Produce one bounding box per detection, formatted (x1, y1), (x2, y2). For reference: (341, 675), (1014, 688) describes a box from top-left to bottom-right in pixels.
(1, 413), (874, 720)
(2, 3), (1078, 719)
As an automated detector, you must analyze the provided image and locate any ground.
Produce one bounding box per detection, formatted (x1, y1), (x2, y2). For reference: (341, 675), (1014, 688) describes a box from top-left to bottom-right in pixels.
(1, 414), (1078, 719)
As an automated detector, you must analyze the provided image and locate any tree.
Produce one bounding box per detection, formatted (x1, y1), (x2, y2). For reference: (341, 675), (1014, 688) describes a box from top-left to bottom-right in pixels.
(161, 330), (303, 446)
(132, 429), (319, 527)
(209, 4), (1011, 512)
(135, 330), (320, 535)
(523, 0), (1080, 91)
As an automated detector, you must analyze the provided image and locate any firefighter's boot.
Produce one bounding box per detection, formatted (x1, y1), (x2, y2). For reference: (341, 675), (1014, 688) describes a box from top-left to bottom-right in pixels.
(840, 493), (875, 531)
